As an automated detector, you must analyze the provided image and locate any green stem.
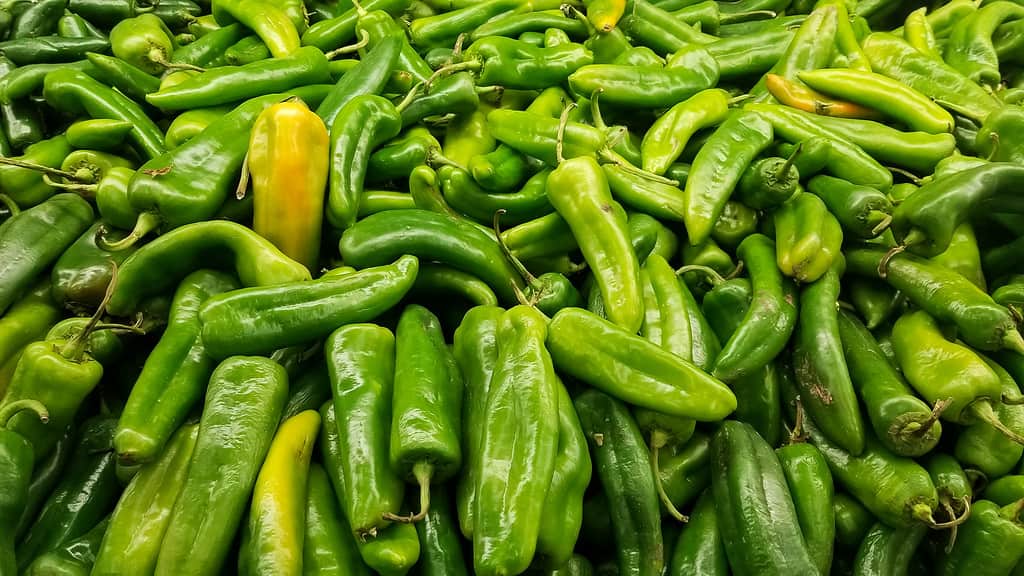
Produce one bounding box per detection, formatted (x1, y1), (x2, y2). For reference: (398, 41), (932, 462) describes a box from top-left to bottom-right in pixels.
(0, 399), (49, 429)
(59, 261), (117, 361)
(0, 156), (80, 180)
(383, 462), (432, 523)
(555, 102), (577, 165)
(96, 212), (161, 252)
(674, 264), (726, 285)
(325, 30), (370, 59)
(971, 400), (1024, 446)
(651, 434), (688, 523)
(493, 208), (539, 285)
(0, 193), (19, 216)
(777, 142), (803, 180)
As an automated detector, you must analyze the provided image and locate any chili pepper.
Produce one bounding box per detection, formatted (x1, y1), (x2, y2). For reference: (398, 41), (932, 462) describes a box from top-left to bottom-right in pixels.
(471, 9), (587, 39)
(499, 211), (577, 263)
(546, 156), (641, 331)
(411, 487), (467, 576)
(711, 420), (818, 575)
(926, 453), (972, 536)
(410, 164), (463, 218)
(452, 306), (502, 539)
(806, 175), (893, 240)
(14, 425), (73, 541)
(57, 10), (106, 39)
(734, 154), (801, 211)
(666, 490), (725, 576)
(568, 46), (719, 109)
(776, 440), (835, 576)
(44, 317), (126, 369)
(304, 462), (371, 576)
(0, 135), (73, 207)
(339, 209), (524, 304)
(0, 63), (42, 151)
(366, 126), (452, 184)
(710, 201), (758, 250)
(469, 144), (538, 193)
(837, 309), (941, 457)
(618, 0), (716, 53)
(23, 514), (109, 576)
(408, 0), (520, 48)
(171, 22), (247, 67)
(162, 106), (226, 149)
(547, 307), (736, 418)
(212, 0), (300, 57)
(460, 36), (593, 90)
(400, 72), (485, 129)
(11, 0), (66, 38)
(575, 389), (663, 576)
(0, 35), (108, 64)
(321, 324), (404, 539)
(902, 7), (941, 60)
(941, 499), (1024, 574)
(985, 476), (1024, 506)
(748, 3), (838, 101)
(994, 275), (1024, 313)
(441, 165), (552, 225)
(92, 422), (199, 576)
(745, 102), (894, 189)
(238, 410), (319, 576)
(945, 2), (1024, 88)
(65, 119), (132, 151)
(0, 400), (48, 575)
(84, 52), (162, 101)
(222, 34), (270, 65)
(774, 191), (844, 284)
(492, 217), (582, 316)
(892, 309), (1024, 448)
(61, 150), (134, 187)
(17, 416), (119, 571)
(976, 104), (1024, 165)
(149, 46), (331, 110)
(474, 305), (559, 576)
(0, 281), (59, 371)
(105, 219), (309, 316)
(862, 32), (999, 123)
(244, 98), (329, 271)
(852, 522), (928, 575)
(51, 222), (134, 311)
(953, 355), (1024, 478)
(625, 211), (659, 266)
(930, 223), (986, 290)
(114, 270), (237, 465)
(640, 88), (728, 176)
(301, 0), (408, 51)
(711, 233), (798, 382)
(0, 193), (92, 315)
(348, 0), (431, 88)
(845, 246), (1024, 354)
(834, 492), (873, 552)
(486, 108), (606, 165)
(356, 521), (421, 576)
(109, 14), (184, 75)
(154, 356), (288, 576)
(765, 73), (884, 120)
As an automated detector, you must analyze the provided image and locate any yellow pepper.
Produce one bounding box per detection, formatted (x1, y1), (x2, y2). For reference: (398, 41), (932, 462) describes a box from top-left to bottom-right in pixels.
(247, 99), (329, 272)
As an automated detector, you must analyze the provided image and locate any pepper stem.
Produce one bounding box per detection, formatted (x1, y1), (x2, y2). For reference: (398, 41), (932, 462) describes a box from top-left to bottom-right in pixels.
(719, 9), (777, 24)
(887, 166), (922, 185)
(0, 193), (19, 216)
(909, 398), (951, 437)
(555, 102), (576, 165)
(236, 150), (250, 199)
(942, 500), (959, 553)
(923, 496), (971, 530)
(383, 462), (432, 523)
(869, 212), (893, 237)
(0, 399), (49, 429)
(1003, 497), (1024, 523)
(425, 148), (466, 173)
(96, 211), (161, 252)
(151, 51), (206, 73)
(786, 397), (807, 444)
(562, 4), (594, 35)
(590, 89), (607, 132)
(1002, 329), (1024, 356)
(325, 30), (370, 59)
(876, 244), (906, 279)
(395, 80), (426, 114)
(599, 148), (680, 187)
(42, 174), (99, 197)
(59, 261), (117, 361)
(493, 208), (540, 284)
(650, 433), (688, 523)
(777, 142), (803, 181)
(970, 400), (1024, 446)
(986, 132), (1000, 162)
(0, 156), (80, 180)
(350, 0), (368, 16)
(674, 264), (726, 286)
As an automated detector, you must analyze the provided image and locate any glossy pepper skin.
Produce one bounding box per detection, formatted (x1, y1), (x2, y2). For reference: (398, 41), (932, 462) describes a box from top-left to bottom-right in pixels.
(712, 234), (799, 383)
(0, 56), (43, 151)
(303, 463), (370, 576)
(845, 246), (1024, 354)
(852, 522), (927, 576)
(109, 13), (178, 75)
(774, 192), (844, 284)
(926, 453), (972, 528)
(683, 110), (773, 245)
(389, 305), (463, 522)
(0, 400), (48, 576)
(474, 305), (559, 576)
(22, 514), (109, 576)
(567, 46), (720, 109)
(0, 194), (93, 315)
(576, 389), (664, 576)
(239, 410), (320, 576)
(547, 156), (642, 333)
(776, 442), (835, 576)
(748, 3), (838, 101)
(93, 423), (200, 576)
(808, 113), (957, 175)
(793, 260), (866, 455)
(339, 209), (525, 304)
(85, 52), (163, 102)
(807, 175), (893, 240)
(462, 36), (593, 89)
(941, 499), (1024, 575)
(711, 420), (818, 576)
(212, 0), (300, 57)
(17, 416), (120, 571)
(668, 490), (727, 576)
(0, 281), (60, 371)
(106, 220), (310, 316)
(115, 270), (239, 465)
(415, 487), (468, 576)
(0, 36), (109, 65)
(735, 153), (801, 211)
(954, 355), (1024, 478)
(0, 135), (73, 208)
(247, 98), (328, 272)
(163, 107), (229, 149)
(155, 356), (289, 576)
(837, 310), (942, 458)
(547, 307), (736, 421)
(452, 306), (503, 540)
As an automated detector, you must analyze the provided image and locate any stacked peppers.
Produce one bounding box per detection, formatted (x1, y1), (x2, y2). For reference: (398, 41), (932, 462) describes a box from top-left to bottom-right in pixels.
(1, 0), (1024, 575)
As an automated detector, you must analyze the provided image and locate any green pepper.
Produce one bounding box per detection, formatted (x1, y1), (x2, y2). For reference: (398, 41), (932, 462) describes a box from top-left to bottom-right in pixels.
(50, 222), (135, 311)
(115, 270), (238, 464)
(845, 245), (1024, 354)
(0, 281), (60, 370)
(43, 68), (165, 160)
(154, 356), (288, 576)
(852, 522), (927, 575)
(619, 0), (715, 53)
(976, 105), (1024, 164)
(576, 389), (664, 576)
(774, 191), (844, 284)
(667, 490), (726, 576)
(410, 264), (499, 309)
(777, 440), (835, 576)
(930, 222), (986, 290)
(985, 476), (1024, 506)
(408, 0), (521, 48)
(712, 233), (799, 382)
(0, 135), (74, 207)
(474, 305), (559, 576)
(994, 275), (1024, 314)
(471, 9), (587, 39)
(710, 201), (758, 250)
(198, 256), (417, 358)
(837, 310), (942, 458)
(11, 0), (66, 38)
(65, 119), (132, 151)
(460, 36), (593, 89)
(212, 0), (300, 57)
(567, 45), (719, 109)
(0, 400), (48, 575)
(747, 3), (838, 101)
(171, 22), (247, 67)
(149, 46), (331, 110)
(0, 57), (43, 151)
(790, 260), (864, 453)
(493, 213), (582, 317)
(711, 420), (818, 575)
(301, 0), (409, 52)
(367, 127), (447, 184)
(323, 324), (404, 539)
(400, 71), (483, 128)
(109, 13), (183, 75)
(60, 150), (134, 188)
(954, 355), (1024, 478)
(547, 307), (736, 420)
(926, 453), (972, 534)
(224, 35), (270, 65)
(92, 423), (199, 576)
(452, 306), (501, 540)
(941, 499), (1024, 574)
(442, 165), (553, 225)
(17, 416), (119, 571)
(803, 113), (957, 175)
(14, 425), (73, 542)
(23, 515), (109, 576)
(105, 220), (309, 316)
(304, 462), (371, 576)
(356, 521), (421, 576)
(944, 2), (1024, 88)
(58, 10), (107, 39)
(0, 36), (109, 65)
(239, 410), (320, 576)
(807, 175), (893, 239)
(735, 152), (802, 211)
(84, 52), (163, 101)
(339, 209), (525, 304)
(834, 493), (873, 553)
(414, 487), (468, 576)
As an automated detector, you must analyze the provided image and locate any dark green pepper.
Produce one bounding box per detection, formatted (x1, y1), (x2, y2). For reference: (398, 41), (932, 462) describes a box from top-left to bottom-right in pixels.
(303, 463), (372, 576)
(940, 499), (1024, 574)
(0, 400), (48, 575)
(774, 191), (844, 284)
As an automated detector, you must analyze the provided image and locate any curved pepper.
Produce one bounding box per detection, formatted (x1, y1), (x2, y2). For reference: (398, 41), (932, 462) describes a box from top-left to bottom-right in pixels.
(154, 356), (288, 576)
(941, 499), (1024, 574)
(776, 441), (835, 576)
(774, 191), (844, 284)
(303, 463), (371, 576)
(85, 52), (163, 101)
(52, 222), (137, 312)
(0, 135), (74, 207)
(442, 165), (552, 225)
(461, 36), (593, 89)
(748, 3), (838, 101)
(851, 522), (927, 575)
(109, 13), (181, 75)
(0, 400), (48, 575)
(641, 88), (730, 176)
(807, 113), (957, 175)
(668, 490), (726, 576)
(567, 46), (720, 109)
(0, 36), (109, 65)
(212, 0), (300, 57)
(765, 73), (885, 120)
(807, 175), (892, 240)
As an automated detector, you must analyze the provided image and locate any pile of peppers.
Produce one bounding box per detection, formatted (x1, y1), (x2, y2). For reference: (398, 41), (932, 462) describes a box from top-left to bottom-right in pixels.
(3, 0), (1024, 574)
